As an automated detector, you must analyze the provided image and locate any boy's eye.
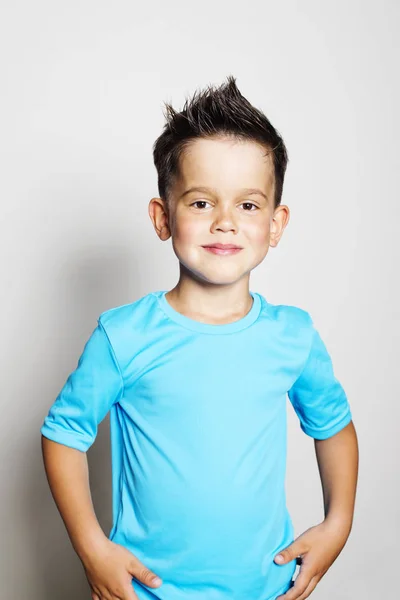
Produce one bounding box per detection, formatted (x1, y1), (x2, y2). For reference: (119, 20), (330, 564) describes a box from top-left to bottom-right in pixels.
(190, 201), (258, 211)
(241, 202), (258, 211)
(191, 200), (211, 209)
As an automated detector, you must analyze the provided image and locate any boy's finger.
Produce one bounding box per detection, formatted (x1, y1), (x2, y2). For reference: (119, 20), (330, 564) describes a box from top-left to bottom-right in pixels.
(276, 571), (314, 600)
(280, 574), (318, 600)
(122, 582), (140, 600)
(127, 557), (163, 588)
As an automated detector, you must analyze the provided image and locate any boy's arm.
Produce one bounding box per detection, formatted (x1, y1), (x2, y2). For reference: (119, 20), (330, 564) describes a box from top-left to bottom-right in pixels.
(274, 421), (359, 600)
(315, 419), (359, 532)
(278, 316), (358, 599)
(41, 436), (108, 563)
(41, 436), (163, 599)
(40, 322), (164, 597)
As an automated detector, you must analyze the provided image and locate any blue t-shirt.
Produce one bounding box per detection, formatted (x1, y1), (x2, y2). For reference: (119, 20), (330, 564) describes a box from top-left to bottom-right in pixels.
(41, 290), (352, 600)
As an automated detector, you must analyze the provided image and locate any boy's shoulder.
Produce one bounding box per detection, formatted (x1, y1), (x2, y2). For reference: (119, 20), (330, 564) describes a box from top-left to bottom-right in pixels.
(95, 292), (161, 365)
(98, 291), (158, 330)
(262, 295), (314, 331)
(261, 299), (316, 354)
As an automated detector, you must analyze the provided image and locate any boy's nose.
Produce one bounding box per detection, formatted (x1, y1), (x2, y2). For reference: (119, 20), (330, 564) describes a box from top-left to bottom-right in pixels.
(211, 209), (238, 232)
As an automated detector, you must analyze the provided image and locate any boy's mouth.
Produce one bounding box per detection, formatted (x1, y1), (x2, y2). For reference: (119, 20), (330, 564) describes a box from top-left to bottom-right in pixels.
(201, 243), (243, 255)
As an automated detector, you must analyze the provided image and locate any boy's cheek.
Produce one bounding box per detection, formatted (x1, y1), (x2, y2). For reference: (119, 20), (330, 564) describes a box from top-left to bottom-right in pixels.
(172, 217), (203, 243)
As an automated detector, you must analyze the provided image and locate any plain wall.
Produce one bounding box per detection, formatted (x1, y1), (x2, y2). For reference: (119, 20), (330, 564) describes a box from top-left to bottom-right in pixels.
(1, 1), (399, 598)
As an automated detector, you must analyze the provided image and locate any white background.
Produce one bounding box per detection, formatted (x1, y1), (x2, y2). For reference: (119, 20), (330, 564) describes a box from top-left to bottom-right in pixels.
(1, 1), (398, 598)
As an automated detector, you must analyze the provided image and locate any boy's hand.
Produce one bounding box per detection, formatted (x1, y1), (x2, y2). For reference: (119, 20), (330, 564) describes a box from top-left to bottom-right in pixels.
(273, 518), (351, 600)
(81, 538), (163, 600)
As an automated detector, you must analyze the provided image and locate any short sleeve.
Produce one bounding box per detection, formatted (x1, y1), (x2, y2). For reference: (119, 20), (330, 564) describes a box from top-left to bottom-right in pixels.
(287, 324), (352, 440)
(40, 319), (124, 452)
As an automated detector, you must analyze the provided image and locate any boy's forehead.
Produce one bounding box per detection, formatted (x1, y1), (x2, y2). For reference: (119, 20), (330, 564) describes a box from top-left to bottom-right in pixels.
(175, 137), (275, 200)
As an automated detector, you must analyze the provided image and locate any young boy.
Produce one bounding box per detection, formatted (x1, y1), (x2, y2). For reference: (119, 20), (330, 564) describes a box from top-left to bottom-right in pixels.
(41, 75), (358, 600)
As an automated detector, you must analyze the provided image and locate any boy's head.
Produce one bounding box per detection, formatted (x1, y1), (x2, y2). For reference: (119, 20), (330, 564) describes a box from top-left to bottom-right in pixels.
(149, 75), (290, 286)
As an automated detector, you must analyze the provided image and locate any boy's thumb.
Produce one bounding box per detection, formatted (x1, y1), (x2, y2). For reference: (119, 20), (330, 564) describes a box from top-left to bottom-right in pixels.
(274, 541), (301, 565)
(128, 555), (163, 588)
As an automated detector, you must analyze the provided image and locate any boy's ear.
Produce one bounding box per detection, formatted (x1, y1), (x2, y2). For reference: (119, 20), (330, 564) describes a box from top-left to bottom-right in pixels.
(148, 197), (171, 241)
(269, 204), (290, 247)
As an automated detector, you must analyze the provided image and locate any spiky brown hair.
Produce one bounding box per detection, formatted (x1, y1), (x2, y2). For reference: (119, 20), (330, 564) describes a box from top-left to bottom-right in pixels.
(152, 75), (289, 209)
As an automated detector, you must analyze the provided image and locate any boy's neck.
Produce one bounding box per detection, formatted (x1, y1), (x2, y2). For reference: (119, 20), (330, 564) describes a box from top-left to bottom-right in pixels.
(164, 277), (254, 325)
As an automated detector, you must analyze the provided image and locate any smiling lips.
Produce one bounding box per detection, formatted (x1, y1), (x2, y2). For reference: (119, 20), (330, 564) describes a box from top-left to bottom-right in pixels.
(202, 243), (243, 255)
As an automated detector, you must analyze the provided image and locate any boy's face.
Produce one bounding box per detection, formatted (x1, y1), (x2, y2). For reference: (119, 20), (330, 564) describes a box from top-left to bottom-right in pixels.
(149, 136), (289, 286)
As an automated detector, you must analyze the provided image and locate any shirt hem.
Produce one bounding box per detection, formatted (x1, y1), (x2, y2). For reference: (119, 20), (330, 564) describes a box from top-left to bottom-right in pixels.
(40, 425), (91, 452)
(301, 409), (352, 439)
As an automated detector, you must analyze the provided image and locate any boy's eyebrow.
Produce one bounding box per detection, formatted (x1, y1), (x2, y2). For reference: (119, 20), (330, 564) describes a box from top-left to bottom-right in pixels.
(179, 186), (269, 202)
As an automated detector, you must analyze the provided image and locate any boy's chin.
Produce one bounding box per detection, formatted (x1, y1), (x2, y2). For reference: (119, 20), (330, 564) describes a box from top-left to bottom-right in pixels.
(190, 269), (252, 287)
